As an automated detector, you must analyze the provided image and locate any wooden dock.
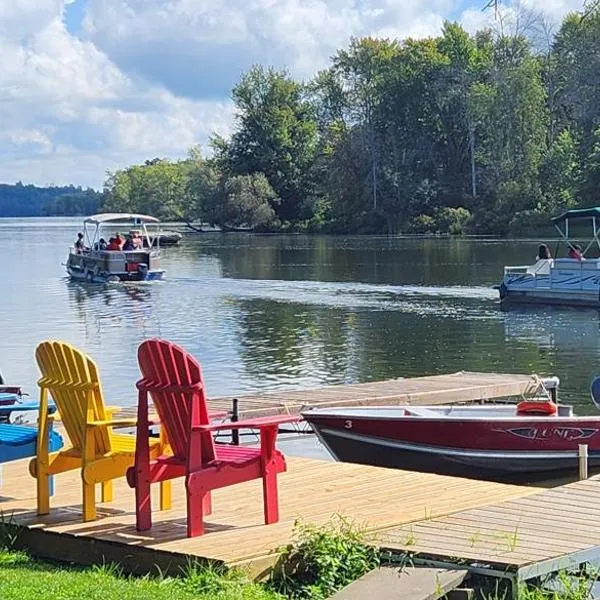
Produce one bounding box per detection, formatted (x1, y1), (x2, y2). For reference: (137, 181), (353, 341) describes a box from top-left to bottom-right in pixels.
(119, 371), (547, 421)
(380, 475), (600, 590)
(0, 456), (535, 578)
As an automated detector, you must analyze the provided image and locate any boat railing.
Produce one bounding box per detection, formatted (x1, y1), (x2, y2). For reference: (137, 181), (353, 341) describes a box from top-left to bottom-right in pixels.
(504, 259), (553, 276)
(504, 265), (531, 275)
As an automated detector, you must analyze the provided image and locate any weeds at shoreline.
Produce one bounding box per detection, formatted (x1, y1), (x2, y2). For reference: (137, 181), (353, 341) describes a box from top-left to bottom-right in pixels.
(268, 515), (380, 599)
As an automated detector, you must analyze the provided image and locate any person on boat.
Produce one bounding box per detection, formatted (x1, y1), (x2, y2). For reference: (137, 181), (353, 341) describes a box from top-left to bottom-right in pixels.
(122, 235), (135, 251)
(130, 230), (143, 249)
(537, 244), (551, 260)
(568, 244), (584, 260)
(93, 238), (108, 251)
(74, 232), (86, 253)
(106, 236), (122, 251)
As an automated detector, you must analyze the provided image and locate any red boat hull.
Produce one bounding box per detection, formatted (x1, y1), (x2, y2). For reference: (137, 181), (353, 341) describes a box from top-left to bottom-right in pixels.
(303, 411), (600, 481)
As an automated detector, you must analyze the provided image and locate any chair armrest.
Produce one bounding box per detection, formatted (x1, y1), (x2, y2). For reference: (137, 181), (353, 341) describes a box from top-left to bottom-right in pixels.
(88, 418), (138, 428)
(105, 406), (122, 415)
(209, 410), (229, 419)
(195, 415), (301, 432)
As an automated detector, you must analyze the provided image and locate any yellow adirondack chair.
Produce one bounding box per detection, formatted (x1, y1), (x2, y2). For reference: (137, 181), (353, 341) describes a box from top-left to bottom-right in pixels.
(30, 340), (170, 521)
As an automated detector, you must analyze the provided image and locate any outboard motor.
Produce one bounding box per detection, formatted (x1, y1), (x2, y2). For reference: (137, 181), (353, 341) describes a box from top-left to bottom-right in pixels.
(137, 263), (149, 280)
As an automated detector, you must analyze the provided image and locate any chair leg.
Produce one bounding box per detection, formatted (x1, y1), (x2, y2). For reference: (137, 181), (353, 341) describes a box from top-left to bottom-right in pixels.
(135, 477), (152, 531)
(101, 480), (113, 503)
(37, 465), (50, 515)
(202, 490), (212, 516)
(82, 482), (96, 522)
(262, 469), (279, 525)
(159, 480), (172, 511)
(186, 489), (205, 537)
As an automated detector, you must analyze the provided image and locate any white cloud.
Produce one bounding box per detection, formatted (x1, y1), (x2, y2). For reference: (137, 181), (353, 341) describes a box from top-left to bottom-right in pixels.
(83, 0), (453, 95)
(0, 0), (590, 189)
(0, 0), (234, 187)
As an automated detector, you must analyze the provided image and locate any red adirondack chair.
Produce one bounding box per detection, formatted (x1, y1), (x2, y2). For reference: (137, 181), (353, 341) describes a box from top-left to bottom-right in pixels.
(126, 339), (300, 537)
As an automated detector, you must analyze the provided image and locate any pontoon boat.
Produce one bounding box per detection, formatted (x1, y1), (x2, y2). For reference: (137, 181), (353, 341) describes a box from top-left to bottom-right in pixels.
(500, 208), (600, 306)
(66, 213), (165, 283)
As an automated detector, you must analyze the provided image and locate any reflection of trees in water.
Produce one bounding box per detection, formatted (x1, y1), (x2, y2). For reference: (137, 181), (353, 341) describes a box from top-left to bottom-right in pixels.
(234, 299), (355, 386)
(233, 297), (556, 392)
(502, 307), (600, 410)
(194, 234), (526, 286)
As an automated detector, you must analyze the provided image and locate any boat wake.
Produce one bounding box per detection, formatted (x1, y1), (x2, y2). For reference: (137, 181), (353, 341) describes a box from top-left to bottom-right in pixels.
(171, 276), (499, 317)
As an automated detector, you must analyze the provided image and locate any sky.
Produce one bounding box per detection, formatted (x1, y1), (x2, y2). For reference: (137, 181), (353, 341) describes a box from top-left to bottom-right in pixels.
(0, 0), (587, 189)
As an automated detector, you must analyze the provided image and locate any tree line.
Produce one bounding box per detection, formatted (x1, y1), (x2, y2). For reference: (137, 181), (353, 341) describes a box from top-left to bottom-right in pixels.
(0, 182), (102, 217)
(9, 7), (600, 235)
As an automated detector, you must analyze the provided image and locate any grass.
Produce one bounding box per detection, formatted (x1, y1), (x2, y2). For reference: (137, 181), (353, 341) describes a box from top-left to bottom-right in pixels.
(469, 568), (598, 600)
(0, 550), (284, 600)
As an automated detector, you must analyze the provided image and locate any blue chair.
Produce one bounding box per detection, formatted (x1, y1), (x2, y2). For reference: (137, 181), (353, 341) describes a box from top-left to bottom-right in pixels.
(0, 402), (63, 495)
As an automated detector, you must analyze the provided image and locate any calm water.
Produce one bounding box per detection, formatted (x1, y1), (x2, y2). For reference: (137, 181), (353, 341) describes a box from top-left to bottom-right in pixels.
(1, 218), (599, 417)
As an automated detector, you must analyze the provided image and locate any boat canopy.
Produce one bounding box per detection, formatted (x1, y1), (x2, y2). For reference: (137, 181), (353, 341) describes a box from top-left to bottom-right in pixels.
(84, 213), (160, 225)
(551, 207), (600, 224)
(550, 206), (600, 256)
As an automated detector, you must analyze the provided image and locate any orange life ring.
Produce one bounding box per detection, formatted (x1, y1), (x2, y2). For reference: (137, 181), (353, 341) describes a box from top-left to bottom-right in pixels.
(516, 400), (558, 416)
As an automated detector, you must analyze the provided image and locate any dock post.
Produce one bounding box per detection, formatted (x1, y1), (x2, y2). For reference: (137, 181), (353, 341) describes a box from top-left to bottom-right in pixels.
(578, 444), (588, 480)
(231, 398), (240, 445)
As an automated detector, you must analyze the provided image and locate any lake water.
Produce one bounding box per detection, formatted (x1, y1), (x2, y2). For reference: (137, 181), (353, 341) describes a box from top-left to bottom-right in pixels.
(1, 217), (599, 421)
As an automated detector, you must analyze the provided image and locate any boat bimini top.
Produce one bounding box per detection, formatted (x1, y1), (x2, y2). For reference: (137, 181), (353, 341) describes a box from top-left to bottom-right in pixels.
(551, 207), (600, 257)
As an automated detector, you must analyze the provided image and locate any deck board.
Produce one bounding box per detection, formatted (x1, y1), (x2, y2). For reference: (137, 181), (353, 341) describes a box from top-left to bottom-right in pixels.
(0, 455), (535, 574)
(118, 371), (542, 420)
(379, 475), (600, 576)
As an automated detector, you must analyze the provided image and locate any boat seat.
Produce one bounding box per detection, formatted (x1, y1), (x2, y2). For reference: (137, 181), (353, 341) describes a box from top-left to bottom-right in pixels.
(404, 407), (438, 417)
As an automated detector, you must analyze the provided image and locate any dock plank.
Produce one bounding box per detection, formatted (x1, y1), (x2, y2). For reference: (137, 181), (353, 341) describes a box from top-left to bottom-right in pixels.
(379, 475), (600, 575)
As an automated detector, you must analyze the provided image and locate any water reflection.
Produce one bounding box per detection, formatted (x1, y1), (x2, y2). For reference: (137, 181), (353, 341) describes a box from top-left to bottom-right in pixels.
(501, 305), (600, 414)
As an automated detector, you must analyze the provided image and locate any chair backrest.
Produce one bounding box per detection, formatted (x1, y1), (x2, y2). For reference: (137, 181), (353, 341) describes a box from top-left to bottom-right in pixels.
(137, 339), (215, 463)
(35, 341), (111, 456)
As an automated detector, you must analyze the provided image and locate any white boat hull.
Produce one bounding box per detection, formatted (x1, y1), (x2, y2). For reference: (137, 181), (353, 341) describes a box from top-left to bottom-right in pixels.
(500, 258), (600, 307)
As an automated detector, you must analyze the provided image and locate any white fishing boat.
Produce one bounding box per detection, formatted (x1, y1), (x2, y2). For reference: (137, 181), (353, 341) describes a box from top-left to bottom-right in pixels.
(66, 213), (165, 283)
(499, 207), (600, 306)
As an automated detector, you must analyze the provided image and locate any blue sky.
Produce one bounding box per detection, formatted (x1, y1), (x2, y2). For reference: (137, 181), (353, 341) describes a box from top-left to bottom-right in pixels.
(0, 0), (585, 188)
(64, 0), (88, 34)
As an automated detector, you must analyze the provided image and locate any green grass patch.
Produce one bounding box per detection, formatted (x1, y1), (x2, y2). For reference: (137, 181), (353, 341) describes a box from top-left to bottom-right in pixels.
(0, 549), (284, 600)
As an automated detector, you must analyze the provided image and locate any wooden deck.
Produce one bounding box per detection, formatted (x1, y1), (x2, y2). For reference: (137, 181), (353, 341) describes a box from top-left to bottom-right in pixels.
(119, 372), (546, 421)
(380, 475), (600, 586)
(0, 456), (535, 578)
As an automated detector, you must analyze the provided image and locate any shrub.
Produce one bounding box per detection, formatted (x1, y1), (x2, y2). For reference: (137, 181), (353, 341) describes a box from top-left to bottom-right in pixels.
(269, 515), (380, 599)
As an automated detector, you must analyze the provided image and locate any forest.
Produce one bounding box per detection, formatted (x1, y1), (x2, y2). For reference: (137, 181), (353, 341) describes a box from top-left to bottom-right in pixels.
(6, 6), (600, 235)
(0, 182), (101, 217)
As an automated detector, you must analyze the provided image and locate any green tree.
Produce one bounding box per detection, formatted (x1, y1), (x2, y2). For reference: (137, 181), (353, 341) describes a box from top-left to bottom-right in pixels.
(103, 159), (192, 220)
(210, 173), (280, 231)
(224, 66), (318, 224)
